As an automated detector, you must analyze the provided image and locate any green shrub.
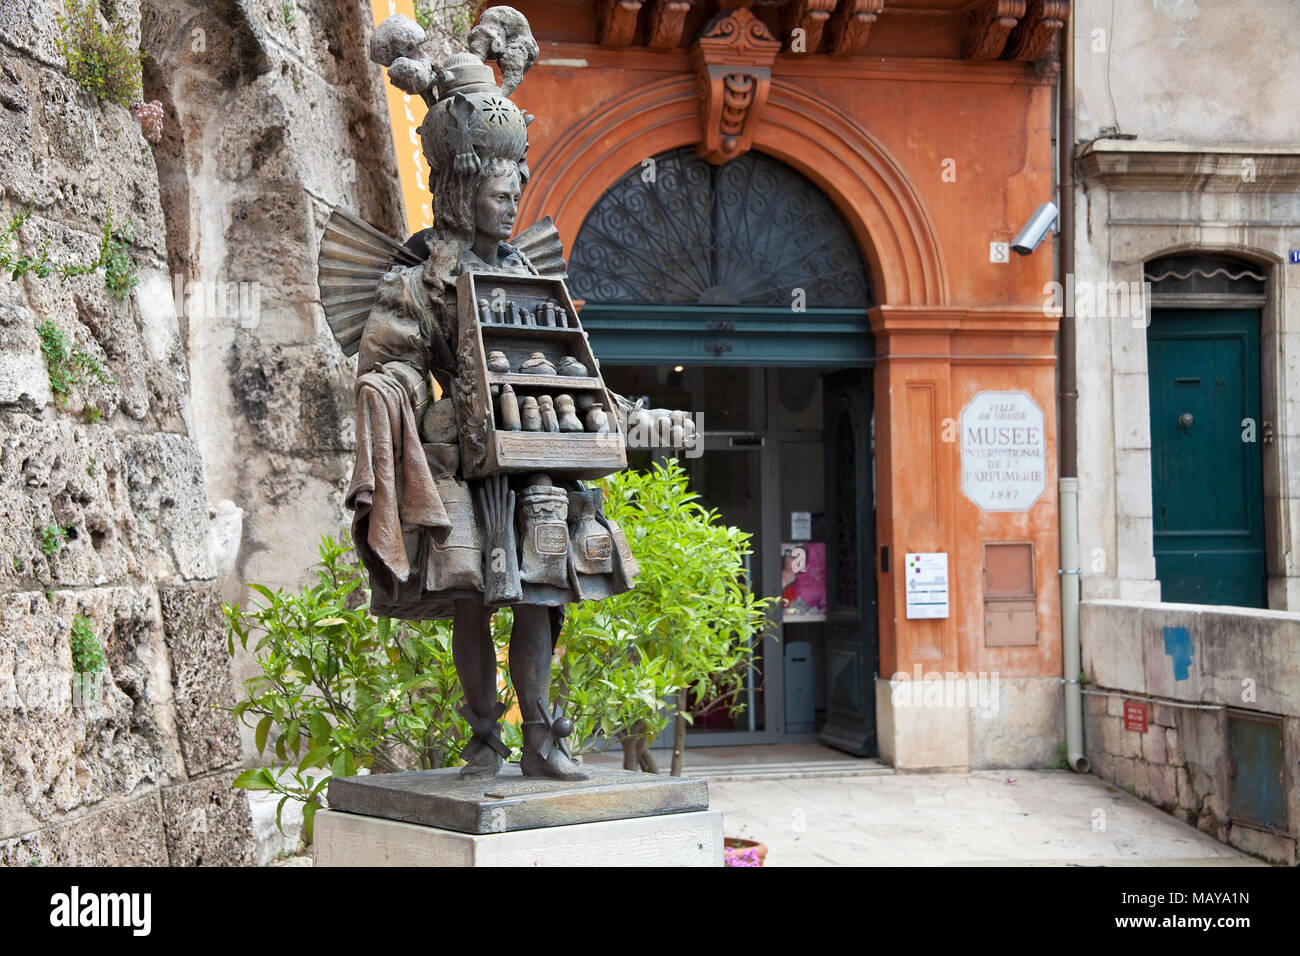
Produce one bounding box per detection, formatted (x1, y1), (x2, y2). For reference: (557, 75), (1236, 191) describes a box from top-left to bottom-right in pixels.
(225, 535), (510, 840)
(226, 462), (772, 836)
(558, 459), (774, 768)
(54, 0), (144, 109)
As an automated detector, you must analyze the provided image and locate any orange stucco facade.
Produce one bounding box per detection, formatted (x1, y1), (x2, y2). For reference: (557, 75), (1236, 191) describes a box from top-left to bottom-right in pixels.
(503, 4), (1063, 689)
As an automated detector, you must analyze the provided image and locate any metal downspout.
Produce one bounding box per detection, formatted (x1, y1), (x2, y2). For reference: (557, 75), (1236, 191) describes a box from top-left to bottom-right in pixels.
(1059, 6), (1089, 773)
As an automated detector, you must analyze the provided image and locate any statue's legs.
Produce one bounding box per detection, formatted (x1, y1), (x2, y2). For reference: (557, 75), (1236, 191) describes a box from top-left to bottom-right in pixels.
(454, 598), (507, 780)
(513, 603), (587, 780)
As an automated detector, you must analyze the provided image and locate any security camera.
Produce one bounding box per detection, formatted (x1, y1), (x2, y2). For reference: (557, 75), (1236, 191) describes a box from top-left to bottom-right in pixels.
(1010, 202), (1059, 256)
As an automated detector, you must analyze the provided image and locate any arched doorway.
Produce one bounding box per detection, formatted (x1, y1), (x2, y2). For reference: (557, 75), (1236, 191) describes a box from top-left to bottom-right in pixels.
(1144, 253), (1269, 607)
(569, 148), (879, 753)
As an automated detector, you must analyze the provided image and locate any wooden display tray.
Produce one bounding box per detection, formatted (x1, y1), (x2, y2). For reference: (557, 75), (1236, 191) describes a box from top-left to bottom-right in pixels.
(454, 271), (626, 480)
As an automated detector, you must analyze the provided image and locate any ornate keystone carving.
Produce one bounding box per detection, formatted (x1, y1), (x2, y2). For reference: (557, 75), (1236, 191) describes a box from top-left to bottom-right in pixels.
(1002, 0), (1068, 61)
(826, 0), (884, 56)
(690, 9), (781, 164)
(597, 0), (645, 46)
(960, 0), (1026, 60)
(647, 0), (698, 48)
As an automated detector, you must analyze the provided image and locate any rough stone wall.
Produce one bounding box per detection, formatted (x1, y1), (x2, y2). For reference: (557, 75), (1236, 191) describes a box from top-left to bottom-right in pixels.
(0, 0), (401, 864)
(1081, 600), (1300, 865)
(139, 0), (404, 609)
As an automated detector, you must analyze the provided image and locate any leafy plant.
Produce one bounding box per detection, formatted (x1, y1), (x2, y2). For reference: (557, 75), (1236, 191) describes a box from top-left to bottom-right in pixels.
(1, 206), (138, 301)
(97, 212), (137, 301)
(70, 614), (106, 699)
(282, 2), (294, 25)
(224, 535), (512, 841)
(37, 320), (111, 404)
(54, 0), (144, 109)
(40, 523), (69, 558)
(557, 459), (774, 773)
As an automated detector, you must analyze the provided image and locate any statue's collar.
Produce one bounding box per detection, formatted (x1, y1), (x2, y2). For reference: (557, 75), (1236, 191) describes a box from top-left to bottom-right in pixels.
(458, 240), (527, 274)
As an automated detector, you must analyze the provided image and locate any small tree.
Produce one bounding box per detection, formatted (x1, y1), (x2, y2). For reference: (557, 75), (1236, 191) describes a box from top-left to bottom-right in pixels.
(559, 459), (774, 774)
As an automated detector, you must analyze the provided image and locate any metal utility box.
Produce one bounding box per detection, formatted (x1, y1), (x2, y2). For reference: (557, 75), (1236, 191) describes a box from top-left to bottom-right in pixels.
(784, 640), (815, 733)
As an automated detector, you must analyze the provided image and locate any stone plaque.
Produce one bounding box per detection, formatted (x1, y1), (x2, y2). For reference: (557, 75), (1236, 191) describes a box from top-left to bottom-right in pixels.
(960, 390), (1047, 512)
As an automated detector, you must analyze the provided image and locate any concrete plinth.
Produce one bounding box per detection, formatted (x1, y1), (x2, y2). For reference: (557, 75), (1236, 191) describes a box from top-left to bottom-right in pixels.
(313, 808), (724, 866)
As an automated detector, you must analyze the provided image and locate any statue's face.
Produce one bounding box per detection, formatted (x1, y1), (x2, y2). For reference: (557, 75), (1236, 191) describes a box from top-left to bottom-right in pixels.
(473, 167), (522, 242)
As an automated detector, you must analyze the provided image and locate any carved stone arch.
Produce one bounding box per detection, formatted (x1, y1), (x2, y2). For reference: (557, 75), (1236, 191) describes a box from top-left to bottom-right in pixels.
(520, 76), (948, 306)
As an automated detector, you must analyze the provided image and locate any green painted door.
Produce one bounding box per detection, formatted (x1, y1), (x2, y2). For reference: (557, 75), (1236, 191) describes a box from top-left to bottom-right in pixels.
(1147, 309), (1266, 607)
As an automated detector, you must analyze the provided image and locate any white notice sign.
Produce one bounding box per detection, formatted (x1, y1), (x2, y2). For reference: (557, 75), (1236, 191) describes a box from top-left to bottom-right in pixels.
(960, 390), (1047, 512)
(791, 511), (811, 540)
(904, 552), (949, 620)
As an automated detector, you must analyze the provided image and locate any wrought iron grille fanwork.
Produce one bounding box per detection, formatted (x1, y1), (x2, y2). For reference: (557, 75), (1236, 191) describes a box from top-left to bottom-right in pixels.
(1144, 253), (1266, 297)
(570, 147), (872, 309)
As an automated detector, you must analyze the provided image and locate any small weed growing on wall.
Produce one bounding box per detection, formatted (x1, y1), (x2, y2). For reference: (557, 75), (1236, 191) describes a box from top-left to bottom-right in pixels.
(97, 213), (137, 301)
(37, 320), (111, 403)
(54, 0), (144, 109)
(70, 614), (107, 699)
(282, 2), (294, 25)
(40, 523), (69, 558)
(2, 206), (138, 301)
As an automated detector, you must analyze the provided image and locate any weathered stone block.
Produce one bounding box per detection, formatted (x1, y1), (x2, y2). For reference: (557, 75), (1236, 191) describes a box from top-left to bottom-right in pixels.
(1149, 763), (1177, 809)
(160, 771), (255, 866)
(121, 432), (216, 581)
(0, 793), (169, 866)
(1113, 756), (1135, 791)
(157, 583), (240, 775)
(1165, 726), (1183, 766)
(0, 586), (184, 834)
(1141, 725), (1167, 764)
(967, 677), (1063, 769)
(0, 414), (138, 589)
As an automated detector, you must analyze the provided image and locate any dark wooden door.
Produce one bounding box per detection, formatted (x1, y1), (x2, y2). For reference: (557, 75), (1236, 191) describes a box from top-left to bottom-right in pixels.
(818, 370), (878, 755)
(1147, 309), (1266, 607)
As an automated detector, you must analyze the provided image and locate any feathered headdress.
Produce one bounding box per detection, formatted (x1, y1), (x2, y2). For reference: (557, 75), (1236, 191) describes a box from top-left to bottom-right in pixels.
(369, 7), (540, 181)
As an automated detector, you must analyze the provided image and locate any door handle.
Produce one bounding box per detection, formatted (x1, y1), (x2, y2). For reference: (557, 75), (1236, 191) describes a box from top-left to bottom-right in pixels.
(1178, 412), (1193, 428)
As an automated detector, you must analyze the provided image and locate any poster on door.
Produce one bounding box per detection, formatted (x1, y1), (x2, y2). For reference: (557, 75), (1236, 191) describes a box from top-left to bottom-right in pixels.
(960, 390), (1047, 512)
(781, 542), (826, 621)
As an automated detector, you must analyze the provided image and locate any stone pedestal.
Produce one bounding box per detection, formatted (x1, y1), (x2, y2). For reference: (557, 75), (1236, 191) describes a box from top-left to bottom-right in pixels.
(313, 764), (722, 866)
(314, 807), (723, 866)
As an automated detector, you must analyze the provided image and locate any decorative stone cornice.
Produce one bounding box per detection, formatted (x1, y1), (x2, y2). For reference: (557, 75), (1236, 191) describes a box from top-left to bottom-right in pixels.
(647, 0), (699, 49)
(960, 0), (1026, 60)
(689, 10), (782, 164)
(1078, 143), (1300, 193)
(826, 0), (884, 56)
(782, 0), (838, 53)
(1002, 0), (1068, 61)
(596, 0), (644, 46)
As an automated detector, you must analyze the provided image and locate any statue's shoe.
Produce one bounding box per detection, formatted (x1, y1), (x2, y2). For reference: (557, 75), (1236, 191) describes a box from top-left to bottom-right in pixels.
(458, 748), (503, 781)
(520, 723), (588, 781)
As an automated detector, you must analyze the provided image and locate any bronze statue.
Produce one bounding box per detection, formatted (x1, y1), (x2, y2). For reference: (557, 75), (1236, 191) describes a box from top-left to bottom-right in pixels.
(317, 8), (692, 782)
